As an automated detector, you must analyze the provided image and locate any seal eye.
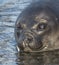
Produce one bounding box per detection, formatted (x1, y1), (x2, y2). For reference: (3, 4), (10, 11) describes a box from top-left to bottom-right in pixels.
(17, 23), (23, 30)
(37, 23), (47, 31)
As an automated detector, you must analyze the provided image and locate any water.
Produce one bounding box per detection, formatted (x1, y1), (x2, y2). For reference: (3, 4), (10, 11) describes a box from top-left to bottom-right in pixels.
(17, 50), (59, 65)
(0, 0), (32, 65)
(0, 0), (59, 65)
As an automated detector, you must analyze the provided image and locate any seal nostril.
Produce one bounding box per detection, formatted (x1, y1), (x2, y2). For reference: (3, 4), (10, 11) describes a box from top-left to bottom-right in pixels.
(24, 33), (34, 44)
(27, 37), (33, 43)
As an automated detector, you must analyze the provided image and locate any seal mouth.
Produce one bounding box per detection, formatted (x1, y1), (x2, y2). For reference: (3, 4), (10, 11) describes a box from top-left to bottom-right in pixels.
(22, 39), (48, 52)
(20, 43), (48, 52)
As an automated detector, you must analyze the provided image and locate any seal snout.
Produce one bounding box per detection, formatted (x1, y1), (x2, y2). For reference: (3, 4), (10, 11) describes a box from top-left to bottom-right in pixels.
(22, 32), (43, 50)
(23, 33), (34, 47)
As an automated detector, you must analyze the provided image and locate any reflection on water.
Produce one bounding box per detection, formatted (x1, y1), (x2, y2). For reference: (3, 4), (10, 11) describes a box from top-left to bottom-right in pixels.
(17, 50), (59, 65)
(17, 52), (43, 65)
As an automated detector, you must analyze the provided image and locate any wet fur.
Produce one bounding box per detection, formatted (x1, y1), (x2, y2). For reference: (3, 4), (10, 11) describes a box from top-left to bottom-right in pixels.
(15, 0), (59, 52)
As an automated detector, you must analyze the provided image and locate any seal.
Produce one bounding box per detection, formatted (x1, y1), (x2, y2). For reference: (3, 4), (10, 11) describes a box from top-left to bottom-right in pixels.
(15, 0), (59, 52)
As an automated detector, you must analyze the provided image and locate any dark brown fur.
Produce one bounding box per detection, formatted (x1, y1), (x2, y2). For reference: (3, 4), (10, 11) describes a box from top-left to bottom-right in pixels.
(15, 0), (59, 52)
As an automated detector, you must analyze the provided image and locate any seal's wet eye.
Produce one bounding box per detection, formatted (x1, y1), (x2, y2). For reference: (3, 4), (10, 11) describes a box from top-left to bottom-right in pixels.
(37, 23), (47, 31)
(17, 23), (23, 30)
